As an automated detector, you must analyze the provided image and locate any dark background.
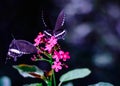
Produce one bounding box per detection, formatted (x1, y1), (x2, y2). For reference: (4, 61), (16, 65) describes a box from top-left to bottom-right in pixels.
(0, 0), (120, 86)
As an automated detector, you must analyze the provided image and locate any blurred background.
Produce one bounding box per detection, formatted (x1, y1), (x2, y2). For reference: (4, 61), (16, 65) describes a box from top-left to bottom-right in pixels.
(0, 0), (120, 86)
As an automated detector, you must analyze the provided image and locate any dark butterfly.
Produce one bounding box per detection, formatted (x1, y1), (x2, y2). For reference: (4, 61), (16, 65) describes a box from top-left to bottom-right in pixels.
(42, 10), (66, 39)
(7, 39), (37, 61)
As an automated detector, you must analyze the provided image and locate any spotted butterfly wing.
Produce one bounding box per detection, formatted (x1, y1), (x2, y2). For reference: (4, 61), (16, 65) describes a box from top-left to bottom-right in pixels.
(54, 10), (66, 39)
(42, 10), (66, 39)
(8, 39), (37, 61)
(42, 10), (53, 37)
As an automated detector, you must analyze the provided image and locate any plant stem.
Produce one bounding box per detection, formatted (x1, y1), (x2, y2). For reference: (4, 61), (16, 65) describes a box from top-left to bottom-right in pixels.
(43, 51), (52, 59)
(53, 70), (56, 86)
(41, 58), (51, 63)
(36, 58), (50, 62)
(50, 75), (52, 86)
(37, 47), (52, 59)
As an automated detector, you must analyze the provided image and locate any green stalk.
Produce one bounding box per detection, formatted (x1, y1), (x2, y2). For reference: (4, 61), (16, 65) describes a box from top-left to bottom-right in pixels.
(36, 58), (51, 62)
(40, 48), (56, 86)
(50, 75), (52, 86)
(52, 70), (56, 86)
(37, 47), (52, 59)
(43, 52), (52, 59)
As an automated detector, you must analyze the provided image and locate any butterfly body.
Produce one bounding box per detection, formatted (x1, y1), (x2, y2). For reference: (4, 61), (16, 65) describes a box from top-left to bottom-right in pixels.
(7, 39), (37, 61)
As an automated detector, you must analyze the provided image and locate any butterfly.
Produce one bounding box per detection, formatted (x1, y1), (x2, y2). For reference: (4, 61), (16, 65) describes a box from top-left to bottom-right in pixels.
(42, 10), (66, 39)
(7, 39), (37, 61)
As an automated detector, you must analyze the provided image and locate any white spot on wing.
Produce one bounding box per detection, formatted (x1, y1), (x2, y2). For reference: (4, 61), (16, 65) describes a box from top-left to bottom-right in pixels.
(61, 14), (65, 26)
(44, 31), (52, 36)
(54, 30), (66, 37)
(9, 49), (26, 54)
(9, 49), (21, 54)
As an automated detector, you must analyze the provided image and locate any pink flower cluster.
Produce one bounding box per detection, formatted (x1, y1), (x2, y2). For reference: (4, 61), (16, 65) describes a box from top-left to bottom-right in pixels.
(52, 50), (70, 72)
(45, 36), (57, 52)
(52, 62), (62, 72)
(53, 51), (70, 62)
(34, 33), (57, 53)
(32, 32), (70, 72)
(34, 32), (45, 46)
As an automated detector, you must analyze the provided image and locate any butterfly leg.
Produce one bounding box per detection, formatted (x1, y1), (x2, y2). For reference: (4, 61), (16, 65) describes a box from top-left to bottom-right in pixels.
(13, 57), (17, 61)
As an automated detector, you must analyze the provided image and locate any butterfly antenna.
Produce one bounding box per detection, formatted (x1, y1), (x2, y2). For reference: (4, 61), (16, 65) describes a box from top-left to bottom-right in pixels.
(11, 33), (15, 40)
(5, 56), (10, 64)
(5, 58), (8, 64)
(41, 10), (47, 27)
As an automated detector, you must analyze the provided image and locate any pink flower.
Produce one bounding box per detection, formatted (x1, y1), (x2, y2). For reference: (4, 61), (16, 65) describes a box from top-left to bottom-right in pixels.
(48, 36), (57, 45)
(61, 51), (70, 61)
(37, 50), (41, 54)
(45, 36), (57, 52)
(31, 55), (36, 61)
(34, 32), (45, 46)
(53, 51), (61, 62)
(53, 50), (70, 62)
(52, 61), (62, 72)
(45, 44), (53, 52)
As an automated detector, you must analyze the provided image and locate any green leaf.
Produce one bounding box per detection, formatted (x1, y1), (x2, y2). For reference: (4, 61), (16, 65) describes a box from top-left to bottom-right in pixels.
(60, 68), (91, 83)
(14, 64), (36, 72)
(23, 83), (42, 86)
(13, 64), (44, 78)
(88, 82), (114, 86)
